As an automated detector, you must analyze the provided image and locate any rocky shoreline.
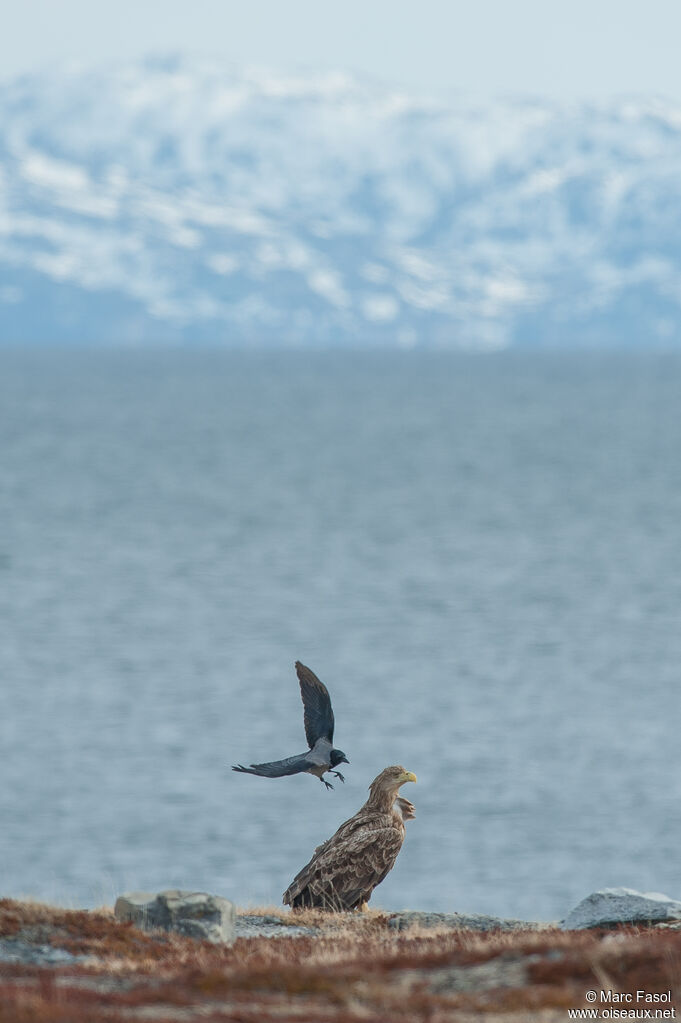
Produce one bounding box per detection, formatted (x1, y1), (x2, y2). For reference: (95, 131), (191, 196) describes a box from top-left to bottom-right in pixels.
(2, 885), (681, 965)
(1, 890), (680, 1020)
(112, 885), (681, 943)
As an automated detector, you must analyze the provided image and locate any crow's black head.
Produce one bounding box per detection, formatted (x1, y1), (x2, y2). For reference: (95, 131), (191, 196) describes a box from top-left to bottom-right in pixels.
(331, 749), (349, 767)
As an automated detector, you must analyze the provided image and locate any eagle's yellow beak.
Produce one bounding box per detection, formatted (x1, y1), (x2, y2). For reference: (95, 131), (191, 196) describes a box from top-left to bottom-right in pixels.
(401, 771), (417, 784)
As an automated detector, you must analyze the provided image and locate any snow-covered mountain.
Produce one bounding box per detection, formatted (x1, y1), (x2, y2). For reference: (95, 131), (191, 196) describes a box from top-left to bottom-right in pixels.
(2, 55), (681, 347)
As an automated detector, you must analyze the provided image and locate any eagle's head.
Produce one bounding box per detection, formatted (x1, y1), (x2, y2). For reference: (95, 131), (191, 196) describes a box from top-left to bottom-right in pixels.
(379, 765), (417, 787)
(368, 765), (417, 809)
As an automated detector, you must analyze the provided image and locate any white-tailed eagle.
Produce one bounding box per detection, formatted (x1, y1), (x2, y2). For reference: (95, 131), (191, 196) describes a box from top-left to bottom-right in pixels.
(283, 765), (416, 910)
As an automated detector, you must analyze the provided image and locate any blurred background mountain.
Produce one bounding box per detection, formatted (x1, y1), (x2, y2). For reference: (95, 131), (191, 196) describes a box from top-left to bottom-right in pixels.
(2, 55), (681, 349)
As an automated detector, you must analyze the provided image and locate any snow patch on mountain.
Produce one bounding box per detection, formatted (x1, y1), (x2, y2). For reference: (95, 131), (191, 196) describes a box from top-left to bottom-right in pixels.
(2, 56), (681, 346)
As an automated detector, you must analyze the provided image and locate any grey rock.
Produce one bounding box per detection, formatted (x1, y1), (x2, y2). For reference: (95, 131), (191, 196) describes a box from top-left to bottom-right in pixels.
(235, 914), (318, 940)
(0, 938), (80, 966)
(562, 888), (681, 930)
(427, 954), (539, 993)
(389, 911), (547, 933)
(114, 889), (235, 944)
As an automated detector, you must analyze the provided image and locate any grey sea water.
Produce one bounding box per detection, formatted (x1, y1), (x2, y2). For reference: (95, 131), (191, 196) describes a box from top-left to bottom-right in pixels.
(1, 348), (680, 922)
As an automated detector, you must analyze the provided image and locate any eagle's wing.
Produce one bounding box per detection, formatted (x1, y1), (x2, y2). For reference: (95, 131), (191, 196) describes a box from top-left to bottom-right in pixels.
(295, 661), (335, 746)
(232, 752), (315, 778)
(283, 815), (404, 909)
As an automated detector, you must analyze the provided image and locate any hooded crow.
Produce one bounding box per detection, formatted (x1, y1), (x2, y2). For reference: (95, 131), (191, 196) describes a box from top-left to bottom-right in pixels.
(232, 661), (349, 790)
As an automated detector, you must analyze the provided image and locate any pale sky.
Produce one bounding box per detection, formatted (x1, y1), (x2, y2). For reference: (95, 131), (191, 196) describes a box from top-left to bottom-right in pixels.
(4, 0), (681, 102)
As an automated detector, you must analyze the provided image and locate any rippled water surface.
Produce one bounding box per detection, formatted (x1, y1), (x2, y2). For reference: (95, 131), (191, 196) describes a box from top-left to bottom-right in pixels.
(2, 348), (681, 920)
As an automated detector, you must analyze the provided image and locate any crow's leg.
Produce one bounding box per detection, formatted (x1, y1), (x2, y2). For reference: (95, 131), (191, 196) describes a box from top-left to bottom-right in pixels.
(328, 771), (345, 783)
(321, 777), (334, 791)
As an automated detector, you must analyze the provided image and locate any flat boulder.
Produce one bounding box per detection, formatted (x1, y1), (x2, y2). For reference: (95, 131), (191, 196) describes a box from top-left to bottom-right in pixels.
(561, 888), (681, 930)
(114, 890), (235, 944)
(235, 914), (318, 939)
(389, 911), (546, 932)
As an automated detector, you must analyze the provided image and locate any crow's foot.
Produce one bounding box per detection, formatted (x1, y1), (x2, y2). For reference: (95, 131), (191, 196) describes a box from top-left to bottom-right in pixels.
(322, 778), (334, 790)
(329, 771), (345, 783)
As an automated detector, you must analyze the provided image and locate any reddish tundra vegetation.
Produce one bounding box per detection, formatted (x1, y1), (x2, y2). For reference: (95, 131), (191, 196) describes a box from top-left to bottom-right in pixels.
(1, 897), (680, 1022)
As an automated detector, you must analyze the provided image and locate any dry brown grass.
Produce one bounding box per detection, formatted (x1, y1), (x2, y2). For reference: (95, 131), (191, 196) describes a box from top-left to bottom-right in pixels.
(1, 897), (680, 1021)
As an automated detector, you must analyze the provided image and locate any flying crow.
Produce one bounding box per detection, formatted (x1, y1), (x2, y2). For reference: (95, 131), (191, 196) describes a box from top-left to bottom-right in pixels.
(232, 661), (349, 790)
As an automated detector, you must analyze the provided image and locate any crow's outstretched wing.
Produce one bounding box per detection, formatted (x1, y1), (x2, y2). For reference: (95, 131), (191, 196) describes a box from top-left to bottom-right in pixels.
(232, 753), (315, 778)
(295, 661), (335, 746)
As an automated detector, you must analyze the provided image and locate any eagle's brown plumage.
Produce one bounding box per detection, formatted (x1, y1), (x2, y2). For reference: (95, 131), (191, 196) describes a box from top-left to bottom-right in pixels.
(282, 765), (417, 911)
(395, 795), (416, 822)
